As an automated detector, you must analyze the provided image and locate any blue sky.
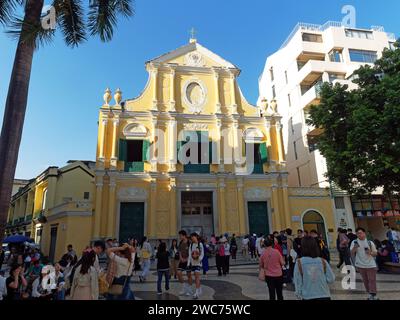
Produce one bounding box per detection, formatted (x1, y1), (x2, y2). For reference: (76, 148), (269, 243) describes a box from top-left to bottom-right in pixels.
(0, 0), (399, 179)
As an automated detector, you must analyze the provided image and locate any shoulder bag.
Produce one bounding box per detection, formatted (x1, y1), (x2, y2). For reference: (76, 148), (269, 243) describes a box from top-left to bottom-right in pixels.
(108, 260), (132, 296)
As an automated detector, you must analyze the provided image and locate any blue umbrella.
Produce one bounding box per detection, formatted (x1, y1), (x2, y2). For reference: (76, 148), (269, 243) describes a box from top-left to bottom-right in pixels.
(3, 235), (34, 244)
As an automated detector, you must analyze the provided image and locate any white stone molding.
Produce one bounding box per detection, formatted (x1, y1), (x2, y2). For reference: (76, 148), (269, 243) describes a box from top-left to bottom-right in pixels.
(182, 78), (207, 114)
(123, 123), (149, 139)
(243, 127), (265, 143)
(184, 51), (205, 67)
(117, 187), (148, 201)
(289, 188), (329, 197)
(183, 123), (209, 131)
(244, 187), (271, 200)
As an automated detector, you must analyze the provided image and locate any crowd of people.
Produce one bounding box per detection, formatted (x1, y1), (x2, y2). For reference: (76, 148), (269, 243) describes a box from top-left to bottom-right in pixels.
(0, 225), (399, 301)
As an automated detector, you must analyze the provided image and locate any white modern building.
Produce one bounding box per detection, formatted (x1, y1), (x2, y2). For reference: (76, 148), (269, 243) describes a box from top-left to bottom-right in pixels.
(258, 21), (397, 234)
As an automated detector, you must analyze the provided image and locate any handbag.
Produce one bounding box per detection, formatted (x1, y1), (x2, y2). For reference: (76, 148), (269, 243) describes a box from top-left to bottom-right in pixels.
(258, 268), (266, 281)
(108, 261), (132, 296)
(98, 273), (109, 295)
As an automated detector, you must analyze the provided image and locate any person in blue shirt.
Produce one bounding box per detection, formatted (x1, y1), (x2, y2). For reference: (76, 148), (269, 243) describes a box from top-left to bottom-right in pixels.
(293, 236), (335, 300)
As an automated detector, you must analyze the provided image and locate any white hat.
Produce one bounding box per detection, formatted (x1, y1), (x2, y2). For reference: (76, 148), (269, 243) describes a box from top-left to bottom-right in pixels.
(220, 237), (227, 243)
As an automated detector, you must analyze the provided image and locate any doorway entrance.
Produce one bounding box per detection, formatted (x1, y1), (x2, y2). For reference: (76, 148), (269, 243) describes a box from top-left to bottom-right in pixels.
(49, 225), (58, 263)
(181, 191), (214, 238)
(247, 201), (269, 235)
(119, 202), (145, 243)
(303, 210), (327, 244)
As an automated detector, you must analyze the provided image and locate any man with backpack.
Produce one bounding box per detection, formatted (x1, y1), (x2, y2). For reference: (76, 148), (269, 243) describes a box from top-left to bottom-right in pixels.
(177, 230), (191, 296)
(350, 227), (379, 300)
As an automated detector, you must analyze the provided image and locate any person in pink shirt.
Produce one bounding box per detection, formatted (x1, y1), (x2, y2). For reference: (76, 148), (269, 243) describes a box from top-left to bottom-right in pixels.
(259, 237), (285, 300)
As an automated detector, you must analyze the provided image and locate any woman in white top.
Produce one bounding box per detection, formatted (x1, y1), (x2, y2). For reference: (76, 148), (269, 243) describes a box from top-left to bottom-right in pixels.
(187, 233), (204, 299)
(106, 243), (136, 300)
(139, 237), (152, 282)
(70, 251), (99, 300)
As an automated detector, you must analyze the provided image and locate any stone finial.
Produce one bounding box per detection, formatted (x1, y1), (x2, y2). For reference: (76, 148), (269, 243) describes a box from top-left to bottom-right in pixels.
(103, 88), (112, 106)
(114, 88), (122, 106)
(270, 99), (278, 114)
(260, 97), (268, 115)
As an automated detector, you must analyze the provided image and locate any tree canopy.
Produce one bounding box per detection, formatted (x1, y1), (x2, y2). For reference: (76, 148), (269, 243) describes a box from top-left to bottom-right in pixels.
(307, 41), (400, 195)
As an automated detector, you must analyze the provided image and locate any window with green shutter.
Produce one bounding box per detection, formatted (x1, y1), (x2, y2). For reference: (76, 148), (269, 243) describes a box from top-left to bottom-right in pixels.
(121, 139), (148, 173)
(118, 139), (127, 161)
(245, 142), (267, 174)
(142, 140), (150, 161)
(179, 131), (210, 173)
(259, 143), (268, 164)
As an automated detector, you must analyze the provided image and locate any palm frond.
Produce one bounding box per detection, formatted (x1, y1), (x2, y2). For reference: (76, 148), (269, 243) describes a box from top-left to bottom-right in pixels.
(88, 0), (115, 42)
(88, 0), (134, 42)
(113, 0), (134, 17)
(0, 0), (19, 25)
(6, 15), (55, 49)
(53, 0), (87, 47)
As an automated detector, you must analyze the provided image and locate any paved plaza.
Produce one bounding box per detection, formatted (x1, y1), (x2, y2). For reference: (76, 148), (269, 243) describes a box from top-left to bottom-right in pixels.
(130, 254), (400, 301)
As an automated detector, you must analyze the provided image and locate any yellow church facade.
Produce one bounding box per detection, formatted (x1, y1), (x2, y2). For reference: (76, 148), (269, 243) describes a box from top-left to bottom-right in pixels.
(93, 39), (338, 247)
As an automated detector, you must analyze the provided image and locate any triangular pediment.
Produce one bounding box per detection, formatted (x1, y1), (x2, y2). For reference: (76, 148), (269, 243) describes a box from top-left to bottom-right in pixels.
(147, 41), (238, 69)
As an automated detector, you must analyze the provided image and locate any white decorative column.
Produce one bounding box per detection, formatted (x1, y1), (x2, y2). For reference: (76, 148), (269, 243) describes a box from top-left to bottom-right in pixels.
(271, 184), (282, 231)
(216, 120), (223, 172)
(98, 118), (108, 166)
(149, 179), (157, 237)
(151, 65), (159, 111)
(151, 119), (157, 171)
(110, 118), (119, 168)
(213, 68), (222, 114)
(233, 122), (242, 169)
(275, 121), (284, 164)
(169, 67), (176, 112)
(229, 71), (238, 114)
(169, 120), (177, 171)
(236, 178), (246, 235)
(93, 174), (104, 239)
(107, 174), (117, 237)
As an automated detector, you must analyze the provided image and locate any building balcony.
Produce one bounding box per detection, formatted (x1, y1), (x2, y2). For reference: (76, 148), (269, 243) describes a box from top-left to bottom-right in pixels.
(331, 78), (358, 91)
(301, 81), (323, 107)
(297, 60), (348, 84)
(47, 200), (92, 217)
(124, 161), (145, 173)
(183, 164), (210, 174)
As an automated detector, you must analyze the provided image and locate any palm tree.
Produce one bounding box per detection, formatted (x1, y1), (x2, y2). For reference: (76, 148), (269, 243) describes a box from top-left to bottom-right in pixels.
(0, 0), (134, 243)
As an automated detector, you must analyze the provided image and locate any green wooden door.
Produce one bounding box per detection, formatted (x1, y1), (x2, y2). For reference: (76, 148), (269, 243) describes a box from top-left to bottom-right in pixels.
(248, 201), (269, 235)
(119, 202), (145, 243)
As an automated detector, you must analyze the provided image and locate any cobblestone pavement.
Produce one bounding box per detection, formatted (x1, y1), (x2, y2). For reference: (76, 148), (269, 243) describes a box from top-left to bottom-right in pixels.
(130, 255), (400, 301)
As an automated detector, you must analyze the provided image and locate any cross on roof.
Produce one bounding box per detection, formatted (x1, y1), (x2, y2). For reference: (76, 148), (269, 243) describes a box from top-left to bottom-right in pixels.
(189, 27), (197, 41)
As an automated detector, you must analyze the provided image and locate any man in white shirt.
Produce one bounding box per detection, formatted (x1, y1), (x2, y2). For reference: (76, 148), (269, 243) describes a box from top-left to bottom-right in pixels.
(241, 236), (249, 260)
(350, 227), (378, 300)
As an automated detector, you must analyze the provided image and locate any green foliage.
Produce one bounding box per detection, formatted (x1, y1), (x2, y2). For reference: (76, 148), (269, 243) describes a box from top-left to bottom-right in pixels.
(307, 42), (400, 195)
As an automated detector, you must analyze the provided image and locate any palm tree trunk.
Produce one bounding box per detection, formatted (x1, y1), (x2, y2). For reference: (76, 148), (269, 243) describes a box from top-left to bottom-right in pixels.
(0, 0), (44, 243)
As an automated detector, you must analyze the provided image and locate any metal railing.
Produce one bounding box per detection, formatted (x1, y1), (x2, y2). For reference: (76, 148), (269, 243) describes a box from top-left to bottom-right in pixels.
(280, 21), (396, 49)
